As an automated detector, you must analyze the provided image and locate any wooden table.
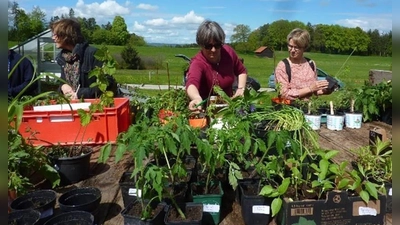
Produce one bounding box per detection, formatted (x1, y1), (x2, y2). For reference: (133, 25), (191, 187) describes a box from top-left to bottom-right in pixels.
(48, 122), (392, 225)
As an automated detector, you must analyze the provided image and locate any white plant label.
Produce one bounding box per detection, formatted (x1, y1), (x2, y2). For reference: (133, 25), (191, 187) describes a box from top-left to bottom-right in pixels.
(203, 204), (220, 213)
(128, 188), (142, 197)
(252, 205), (270, 214)
(389, 188), (392, 196)
(358, 207), (377, 216)
(40, 208), (53, 218)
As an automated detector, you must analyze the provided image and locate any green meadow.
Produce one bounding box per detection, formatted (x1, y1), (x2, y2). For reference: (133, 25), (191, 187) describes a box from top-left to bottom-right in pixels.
(10, 42), (392, 99)
(100, 45), (392, 91)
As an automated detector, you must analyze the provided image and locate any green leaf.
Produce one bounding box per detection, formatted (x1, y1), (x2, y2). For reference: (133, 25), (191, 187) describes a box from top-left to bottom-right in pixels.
(278, 178), (290, 195)
(259, 185), (274, 196)
(271, 197), (283, 217)
(359, 190), (370, 203)
(365, 181), (378, 199)
(98, 143), (112, 163)
(338, 178), (350, 189)
(324, 150), (339, 160)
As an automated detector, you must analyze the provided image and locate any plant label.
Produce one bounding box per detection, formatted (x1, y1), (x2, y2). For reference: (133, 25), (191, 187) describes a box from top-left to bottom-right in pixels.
(358, 207), (377, 216)
(128, 188), (142, 197)
(252, 205), (270, 214)
(40, 208), (54, 218)
(203, 204), (220, 213)
(389, 188), (392, 196)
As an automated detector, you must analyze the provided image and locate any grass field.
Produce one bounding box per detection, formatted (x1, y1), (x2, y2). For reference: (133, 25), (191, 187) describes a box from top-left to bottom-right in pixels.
(10, 41), (392, 100)
(99, 45), (392, 91)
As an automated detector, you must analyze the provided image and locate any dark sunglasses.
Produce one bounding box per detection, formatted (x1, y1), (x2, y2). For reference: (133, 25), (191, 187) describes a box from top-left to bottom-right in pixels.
(204, 43), (223, 50)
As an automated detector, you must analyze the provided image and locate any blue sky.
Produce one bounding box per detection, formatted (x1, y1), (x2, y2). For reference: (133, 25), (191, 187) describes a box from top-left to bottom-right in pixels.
(14, 0), (392, 44)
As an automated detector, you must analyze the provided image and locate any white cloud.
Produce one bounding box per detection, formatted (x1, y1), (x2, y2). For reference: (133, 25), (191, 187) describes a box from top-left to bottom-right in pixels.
(136, 3), (158, 10)
(170, 11), (204, 24)
(336, 16), (392, 33)
(144, 18), (169, 26)
(52, 0), (130, 18)
(132, 21), (145, 31)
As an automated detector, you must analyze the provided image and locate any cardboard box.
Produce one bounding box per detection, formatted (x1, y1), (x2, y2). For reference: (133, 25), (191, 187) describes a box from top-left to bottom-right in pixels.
(278, 191), (386, 225)
(369, 126), (389, 146)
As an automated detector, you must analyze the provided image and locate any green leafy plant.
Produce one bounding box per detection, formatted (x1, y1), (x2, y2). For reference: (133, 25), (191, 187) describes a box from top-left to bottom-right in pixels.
(99, 114), (204, 220)
(259, 178), (290, 217)
(352, 137), (392, 184)
(293, 96), (326, 115)
(353, 80), (392, 122)
(8, 56), (61, 195)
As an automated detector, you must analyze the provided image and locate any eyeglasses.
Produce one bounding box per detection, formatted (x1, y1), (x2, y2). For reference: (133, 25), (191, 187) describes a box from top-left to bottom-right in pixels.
(204, 43), (223, 50)
(287, 44), (303, 51)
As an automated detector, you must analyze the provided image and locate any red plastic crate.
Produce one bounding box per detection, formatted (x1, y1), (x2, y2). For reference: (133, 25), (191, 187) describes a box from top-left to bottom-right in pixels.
(19, 98), (131, 146)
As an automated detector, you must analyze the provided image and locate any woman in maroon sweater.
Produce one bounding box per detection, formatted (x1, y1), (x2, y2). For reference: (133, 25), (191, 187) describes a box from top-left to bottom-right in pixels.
(186, 20), (247, 111)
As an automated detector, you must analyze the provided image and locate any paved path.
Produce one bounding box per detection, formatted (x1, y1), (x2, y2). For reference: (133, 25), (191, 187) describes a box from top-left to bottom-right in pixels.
(120, 84), (275, 92)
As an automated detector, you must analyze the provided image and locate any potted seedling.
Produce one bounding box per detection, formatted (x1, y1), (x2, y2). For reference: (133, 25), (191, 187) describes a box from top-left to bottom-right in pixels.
(99, 114), (204, 224)
(353, 80), (392, 124)
(336, 88), (363, 129)
(293, 96), (325, 130)
(44, 46), (119, 185)
(326, 100), (345, 131)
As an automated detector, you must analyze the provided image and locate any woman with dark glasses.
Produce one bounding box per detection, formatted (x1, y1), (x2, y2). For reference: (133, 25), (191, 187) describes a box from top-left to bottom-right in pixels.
(186, 20), (247, 111)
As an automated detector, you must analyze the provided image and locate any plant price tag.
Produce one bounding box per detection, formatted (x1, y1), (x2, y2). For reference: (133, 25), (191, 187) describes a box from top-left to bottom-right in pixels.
(40, 208), (54, 218)
(389, 188), (392, 196)
(128, 188), (142, 197)
(203, 204), (220, 213)
(252, 205), (270, 214)
(358, 207), (377, 216)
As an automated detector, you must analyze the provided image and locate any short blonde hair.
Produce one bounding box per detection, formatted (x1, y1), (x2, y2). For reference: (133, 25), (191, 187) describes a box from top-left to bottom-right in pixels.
(287, 28), (310, 49)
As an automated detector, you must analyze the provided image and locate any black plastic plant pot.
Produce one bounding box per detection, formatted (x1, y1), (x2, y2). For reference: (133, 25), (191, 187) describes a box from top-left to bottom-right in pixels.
(10, 189), (57, 221)
(164, 202), (203, 225)
(239, 180), (273, 225)
(43, 210), (94, 225)
(52, 149), (93, 185)
(119, 172), (139, 208)
(8, 209), (41, 225)
(58, 187), (101, 213)
(121, 199), (167, 225)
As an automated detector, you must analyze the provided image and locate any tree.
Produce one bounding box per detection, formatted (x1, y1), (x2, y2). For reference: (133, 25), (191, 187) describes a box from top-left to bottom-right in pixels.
(128, 33), (146, 46)
(28, 6), (46, 38)
(91, 28), (110, 45)
(121, 44), (141, 69)
(69, 8), (75, 18)
(14, 8), (31, 42)
(230, 24), (251, 53)
(110, 16), (130, 45)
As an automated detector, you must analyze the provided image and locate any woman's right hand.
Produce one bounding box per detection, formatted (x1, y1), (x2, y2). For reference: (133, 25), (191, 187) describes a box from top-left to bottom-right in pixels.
(188, 98), (203, 111)
(311, 80), (329, 92)
(61, 84), (77, 99)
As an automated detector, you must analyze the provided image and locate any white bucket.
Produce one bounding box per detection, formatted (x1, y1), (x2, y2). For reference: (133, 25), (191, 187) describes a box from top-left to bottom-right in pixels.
(304, 114), (321, 130)
(345, 112), (363, 129)
(326, 114), (345, 131)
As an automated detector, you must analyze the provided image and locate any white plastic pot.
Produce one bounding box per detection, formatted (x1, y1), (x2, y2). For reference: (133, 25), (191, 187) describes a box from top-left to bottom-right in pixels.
(345, 112), (363, 129)
(326, 114), (345, 131)
(304, 114), (321, 130)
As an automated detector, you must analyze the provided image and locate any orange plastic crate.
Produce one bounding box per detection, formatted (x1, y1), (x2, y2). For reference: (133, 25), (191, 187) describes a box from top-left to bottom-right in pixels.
(19, 98), (131, 146)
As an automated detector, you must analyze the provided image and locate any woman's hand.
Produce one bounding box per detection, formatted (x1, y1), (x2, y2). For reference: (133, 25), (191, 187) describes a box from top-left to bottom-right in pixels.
(61, 84), (78, 99)
(232, 87), (245, 98)
(310, 80), (329, 92)
(188, 98), (203, 111)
